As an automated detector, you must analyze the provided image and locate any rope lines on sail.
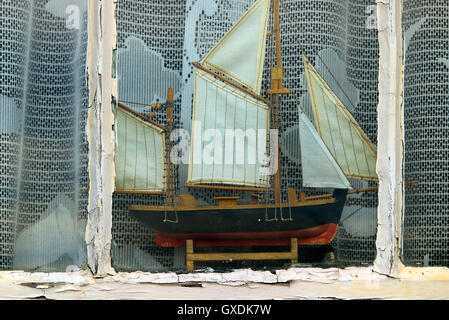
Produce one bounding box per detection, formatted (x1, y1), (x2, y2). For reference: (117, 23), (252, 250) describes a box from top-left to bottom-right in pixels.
(272, 25), (345, 201)
(122, 107), (128, 187)
(199, 79), (208, 184)
(133, 120), (138, 188)
(189, 69), (270, 187)
(243, 99), (248, 184)
(152, 123), (159, 189)
(276, 0), (378, 181)
(330, 90), (354, 175)
(302, 53), (377, 180)
(114, 102), (165, 193)
(142, 119), (149, 189)
(320, 90), (339, 159)
(232, 91), (238, 182)
(221, 86), (228, 182)
(347, 118), (363, 178)
(192, 62), (269, 104)
(112, 98), (178, 222)
(360, 127), (374, 179)
(255, 99), (260, 185)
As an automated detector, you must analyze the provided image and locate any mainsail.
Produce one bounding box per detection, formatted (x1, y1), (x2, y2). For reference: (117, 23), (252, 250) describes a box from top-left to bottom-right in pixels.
(114, 105), (165, 192)
(188, 0), (271, 188)
(201, 0), (270, 94)
(187, 69), (270, 187)
(303, 55), (378, 181)
(298, 112), (352, 189)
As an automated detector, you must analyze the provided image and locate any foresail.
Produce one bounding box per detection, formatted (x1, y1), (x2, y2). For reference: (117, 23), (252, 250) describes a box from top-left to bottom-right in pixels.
(299, 112), (352, 189)
(187, 69), (270, 187)
(200, 0), (270, 94)
(114, 105), (165, 192)
(303, 55), (378, 181)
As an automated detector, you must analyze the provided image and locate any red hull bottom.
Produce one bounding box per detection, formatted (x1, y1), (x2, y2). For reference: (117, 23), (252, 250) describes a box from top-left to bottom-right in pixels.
(156, 223), (338, 247)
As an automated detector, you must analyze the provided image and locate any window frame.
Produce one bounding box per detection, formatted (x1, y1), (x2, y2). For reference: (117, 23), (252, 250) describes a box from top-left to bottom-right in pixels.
(2, 0), (448, 299)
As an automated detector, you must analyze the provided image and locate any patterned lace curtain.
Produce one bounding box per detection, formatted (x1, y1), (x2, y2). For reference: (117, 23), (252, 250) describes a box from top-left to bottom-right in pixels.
(0, 0), (88, 271)
(402, 0), (449, 266)
(112, 0), (380, 271)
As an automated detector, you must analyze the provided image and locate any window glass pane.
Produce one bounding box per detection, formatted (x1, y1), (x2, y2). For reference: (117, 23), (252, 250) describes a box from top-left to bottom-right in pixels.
(402, 1), (449, 266)
(0, 0), (88, 271)
(113, 0), (380, 272)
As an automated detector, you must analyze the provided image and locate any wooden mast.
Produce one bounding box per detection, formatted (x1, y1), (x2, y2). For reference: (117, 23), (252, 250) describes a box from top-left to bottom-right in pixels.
(165, 88), (175, 205)
(184, 1), (289, 198)
(267, 0), (290, 204)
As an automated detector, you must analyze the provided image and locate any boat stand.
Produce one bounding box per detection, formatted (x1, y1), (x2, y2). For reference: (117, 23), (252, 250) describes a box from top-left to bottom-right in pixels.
(185, 238), (298, 271)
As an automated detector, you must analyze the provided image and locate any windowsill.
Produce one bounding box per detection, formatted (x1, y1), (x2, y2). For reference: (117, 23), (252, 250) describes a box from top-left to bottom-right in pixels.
(1, 266), (449, 299)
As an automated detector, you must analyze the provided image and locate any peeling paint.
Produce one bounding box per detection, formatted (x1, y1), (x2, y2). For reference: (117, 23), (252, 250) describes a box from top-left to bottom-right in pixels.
(108, 271), (179, 284)
(24, 0), (441, 300)
(86, 0), (117, 277)
(374, 0), (404, 277)
(1, 267), (449, 299)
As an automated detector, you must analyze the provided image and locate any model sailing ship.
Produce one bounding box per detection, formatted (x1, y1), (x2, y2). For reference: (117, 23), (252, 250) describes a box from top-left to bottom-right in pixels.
(113, 0), (378, 249)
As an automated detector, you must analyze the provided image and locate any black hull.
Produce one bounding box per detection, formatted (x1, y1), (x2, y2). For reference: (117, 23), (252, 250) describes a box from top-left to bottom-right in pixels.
(129, 189), (347, 239)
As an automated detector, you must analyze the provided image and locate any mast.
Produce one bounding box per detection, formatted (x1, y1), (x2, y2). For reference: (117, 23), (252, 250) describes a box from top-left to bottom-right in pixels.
(185, 0), (272, 192)
(165, 88), (175, 205)
(267, 0), (290, 204)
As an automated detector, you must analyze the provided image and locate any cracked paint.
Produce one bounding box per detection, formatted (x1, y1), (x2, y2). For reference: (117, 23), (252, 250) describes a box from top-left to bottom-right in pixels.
(1, 267), (449, 299)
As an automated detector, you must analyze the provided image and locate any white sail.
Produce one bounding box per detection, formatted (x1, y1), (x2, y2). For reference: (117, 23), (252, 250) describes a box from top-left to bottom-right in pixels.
(187, 69), (270, 187)
(299, 112), (352, 189)
(201, 0), (270, 94)
(303, 55), (378, 181)
(114, 105), (165, 192)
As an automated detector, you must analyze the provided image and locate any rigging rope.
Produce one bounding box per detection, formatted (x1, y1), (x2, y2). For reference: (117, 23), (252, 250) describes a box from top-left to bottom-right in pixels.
(265, 6), (278, 221)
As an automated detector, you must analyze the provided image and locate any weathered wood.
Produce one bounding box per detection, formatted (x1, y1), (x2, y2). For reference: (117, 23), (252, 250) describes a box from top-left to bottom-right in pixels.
(185, 238), (298, 271)
(374, 0), (405, 277)
(86, 0), (116, 276)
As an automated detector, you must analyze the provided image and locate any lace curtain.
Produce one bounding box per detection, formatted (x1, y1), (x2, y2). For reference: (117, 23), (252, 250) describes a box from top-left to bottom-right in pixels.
(0, 0), (88, 271)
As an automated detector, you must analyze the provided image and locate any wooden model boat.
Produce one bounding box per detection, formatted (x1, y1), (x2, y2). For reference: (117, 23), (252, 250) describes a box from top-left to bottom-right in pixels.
(113, 0), (379, 248)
